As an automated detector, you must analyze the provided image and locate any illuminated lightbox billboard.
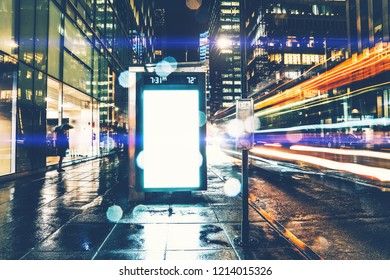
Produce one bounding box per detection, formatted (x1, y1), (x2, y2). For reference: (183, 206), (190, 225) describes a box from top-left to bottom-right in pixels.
(135, 73), (207, 192)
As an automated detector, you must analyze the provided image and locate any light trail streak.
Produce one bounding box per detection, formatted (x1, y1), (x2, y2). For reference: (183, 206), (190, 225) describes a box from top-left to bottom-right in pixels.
(254, 117), (390, 134)
(290, 145), (390, 161)
(251, 147), (390, 182)
(253, 43), (390, 112)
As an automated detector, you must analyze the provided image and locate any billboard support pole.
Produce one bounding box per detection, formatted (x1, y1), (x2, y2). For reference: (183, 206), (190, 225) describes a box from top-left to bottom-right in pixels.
(241, 148), (249, 245)
(233, 0), (258, 248)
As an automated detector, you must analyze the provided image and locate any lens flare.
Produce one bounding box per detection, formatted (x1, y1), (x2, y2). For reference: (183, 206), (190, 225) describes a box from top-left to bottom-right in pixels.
(244, 116), (260, 133)
(199, 111), (207, 127)
(106, 205), (123, 222)
(223, 178), (241, 197)
(227, 119), (244, 138)
(118, 70), (130, 88)
(164, 56), (178, 70)
(131, 204), (148, 218)
(286, 132), (303, 143)
(186, 0), (202, 10)
(155, 56), (178, 78)
(197, 152), (204, 167)
(155, 60), (173, 78)
(136, 151), (144, 169)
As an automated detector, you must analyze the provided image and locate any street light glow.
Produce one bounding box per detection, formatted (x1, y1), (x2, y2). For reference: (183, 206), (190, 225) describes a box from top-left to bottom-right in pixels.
(217, 37), (232, 49)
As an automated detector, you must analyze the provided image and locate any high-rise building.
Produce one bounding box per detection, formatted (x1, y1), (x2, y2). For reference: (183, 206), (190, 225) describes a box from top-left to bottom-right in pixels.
(0, 0), (155, 179)
(200, 31), (210, 63)
(153, 7), (167, 61)
(346, 0), (390, 122)
(347, 0), (388, 55)
(199, 31), (211, 116)
(246, 0), (347, 97)
(208, 0), (242, 117)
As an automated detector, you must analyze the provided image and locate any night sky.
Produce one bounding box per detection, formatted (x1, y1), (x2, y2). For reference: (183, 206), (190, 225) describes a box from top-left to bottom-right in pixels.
(158, 0), (212, 62)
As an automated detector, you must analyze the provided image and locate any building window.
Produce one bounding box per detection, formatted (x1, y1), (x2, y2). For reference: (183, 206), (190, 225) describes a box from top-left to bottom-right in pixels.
(48, 1), (62, 79)
(284, 53), (301, 65)
(302, 54), (324, 65)
(0, 0), (17, 55)
(62, 84), (95, 158)
(0, 54), (17, 175)
(63, 51), (91, 94)
(222, 88), (233, 93)
(19, 0), (35, 65)
(270, 53), (282, 63)
(222, 102), (233, 108)
(285, 71), (300, 79)
(64, 18), (93, 68)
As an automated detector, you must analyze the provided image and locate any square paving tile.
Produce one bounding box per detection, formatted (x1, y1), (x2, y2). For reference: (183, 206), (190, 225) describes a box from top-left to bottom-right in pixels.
(166, 249), (238, 260)
(34, 223), (115, 253)
(94, 250), (165, 260)
(166, 224), (232, 251)
(100, 223), (168, 252)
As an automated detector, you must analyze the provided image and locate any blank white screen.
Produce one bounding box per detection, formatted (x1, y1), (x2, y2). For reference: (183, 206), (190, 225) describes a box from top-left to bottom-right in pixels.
(143, 89), (200, 189)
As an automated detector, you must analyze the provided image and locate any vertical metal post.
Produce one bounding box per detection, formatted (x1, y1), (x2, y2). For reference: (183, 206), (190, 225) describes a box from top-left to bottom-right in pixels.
(240, 0), (247, 99)
(239, 0), (249, 245)
(234, 0), (258, 249)
(241, 149), (249, 245)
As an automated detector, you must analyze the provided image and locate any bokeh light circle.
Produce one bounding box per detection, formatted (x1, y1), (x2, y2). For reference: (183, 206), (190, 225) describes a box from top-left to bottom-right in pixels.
(156, 60), (174, 78)
(136, 151), (144, 169)
(118, 70), (130, 88)
(199, 111), (207, 127)
(106, 205), (123, 222)
(227, 119), (244, 138)
(223, 178), (241, 197)
(155, 56), (178, 78)
(244, 116), (260, 133)
(186, 0), (202, 10)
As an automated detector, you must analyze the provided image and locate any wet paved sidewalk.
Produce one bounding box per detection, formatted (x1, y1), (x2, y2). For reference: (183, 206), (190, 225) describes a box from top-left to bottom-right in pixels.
(0, 154), (306, 260)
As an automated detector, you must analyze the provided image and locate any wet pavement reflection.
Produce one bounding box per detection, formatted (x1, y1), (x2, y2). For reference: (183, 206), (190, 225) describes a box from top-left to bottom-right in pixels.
(0, 153), (306, 260)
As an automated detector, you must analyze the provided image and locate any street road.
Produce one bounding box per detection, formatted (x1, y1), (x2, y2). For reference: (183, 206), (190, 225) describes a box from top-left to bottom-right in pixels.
(211, 145), (390, 259)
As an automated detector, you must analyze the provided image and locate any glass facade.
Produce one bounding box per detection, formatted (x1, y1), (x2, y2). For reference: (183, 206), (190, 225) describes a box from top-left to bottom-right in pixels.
(0, 0), (155, 178)
(209, 0), (242, 116)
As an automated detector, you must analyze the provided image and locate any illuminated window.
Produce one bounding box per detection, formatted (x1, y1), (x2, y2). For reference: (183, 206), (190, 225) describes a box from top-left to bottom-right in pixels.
(221, 24), (232, 30)
(269, 53), (282, 63)
(302, 54), (323, 65)
(221, 49), (233, 54)
(221, 9), (232, 14)
(286, 36), (297, 47)
(222, 102), (233, 107)
(284, 53), (301, 65)
(307, 37), (315, 48)
(285, 71), (300, 79)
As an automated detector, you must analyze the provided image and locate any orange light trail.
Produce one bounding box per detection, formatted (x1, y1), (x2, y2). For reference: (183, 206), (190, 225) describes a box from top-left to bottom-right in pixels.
(251, 147), (390, 182)
(290, 145), (390, 161)
(254, 43), (390, 111)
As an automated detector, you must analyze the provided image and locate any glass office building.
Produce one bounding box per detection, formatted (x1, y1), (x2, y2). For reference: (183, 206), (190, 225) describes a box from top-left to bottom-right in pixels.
(208, 0), (242, 117)
(0, 0), (155, 178)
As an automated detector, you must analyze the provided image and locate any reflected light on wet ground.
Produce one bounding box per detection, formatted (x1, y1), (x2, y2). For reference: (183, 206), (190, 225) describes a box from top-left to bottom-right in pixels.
(206, 143), (236, 165)
(251, 147), (390, 182)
